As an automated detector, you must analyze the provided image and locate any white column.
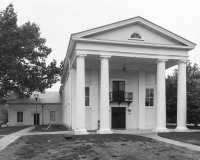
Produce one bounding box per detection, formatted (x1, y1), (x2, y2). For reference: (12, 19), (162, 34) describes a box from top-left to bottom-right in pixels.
(138, 70), (146, 129)
(91, 69), (99, 130)
(176, 60), (188, 130)
(155, 59), (168, 132)
(97, 55), (113, 134)
(75, 54), (88, 134)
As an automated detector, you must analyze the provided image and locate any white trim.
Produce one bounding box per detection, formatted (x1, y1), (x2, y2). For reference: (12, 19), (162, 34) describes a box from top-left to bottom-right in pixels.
(76, 49), (189, 60)
(17, 111), (24, 123)
(74, 37), (194, 50)
(145, 87), (156, 108)
(49, 110), (56, 123)
(128, 38), (144, 41)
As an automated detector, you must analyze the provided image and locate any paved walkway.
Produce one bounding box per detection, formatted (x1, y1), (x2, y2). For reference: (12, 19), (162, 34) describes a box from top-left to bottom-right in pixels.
(113, 129), (200, 151)
(0, 126), (74, 152)
(0, 126), (35, 151)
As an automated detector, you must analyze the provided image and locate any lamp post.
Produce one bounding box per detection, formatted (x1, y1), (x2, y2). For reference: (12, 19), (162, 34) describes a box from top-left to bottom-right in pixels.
(33, 92), (39, 129)
(42, 103), (45, 125)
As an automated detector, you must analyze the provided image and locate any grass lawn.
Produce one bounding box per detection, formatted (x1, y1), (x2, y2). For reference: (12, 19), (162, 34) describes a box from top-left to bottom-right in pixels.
(30, 125), (69, 132)
(0, 134), (200, 160)
(158, 132), (200, 146)
(0, 126), (30, 135)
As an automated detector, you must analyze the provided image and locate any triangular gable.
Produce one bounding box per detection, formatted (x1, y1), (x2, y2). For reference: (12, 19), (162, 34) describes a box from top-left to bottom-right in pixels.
(72, 16), (196, 48)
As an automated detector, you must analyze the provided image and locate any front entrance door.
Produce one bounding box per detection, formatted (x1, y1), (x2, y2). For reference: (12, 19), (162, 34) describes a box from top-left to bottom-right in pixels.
(112, 107), (126, 129)
(34, 113), (40, 125)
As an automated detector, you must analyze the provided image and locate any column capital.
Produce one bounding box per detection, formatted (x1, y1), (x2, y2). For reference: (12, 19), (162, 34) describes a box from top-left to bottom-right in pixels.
(76, 54), (87, 58)
(156, 59), (168, 63)
(178, 60), (189, 64)
(100, 55), (111, 59)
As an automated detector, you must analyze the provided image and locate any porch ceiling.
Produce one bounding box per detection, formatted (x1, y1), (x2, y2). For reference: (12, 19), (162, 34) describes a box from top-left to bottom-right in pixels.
(72, 54), (178, 71)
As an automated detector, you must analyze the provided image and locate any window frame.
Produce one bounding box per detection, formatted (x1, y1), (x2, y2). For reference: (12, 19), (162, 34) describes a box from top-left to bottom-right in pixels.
(17, 111), (23, 123)
(85, 87), (90, 107)
(50, 110), (56, 123)
(128, 32), (144, 41)
(145, 88), (155, 108)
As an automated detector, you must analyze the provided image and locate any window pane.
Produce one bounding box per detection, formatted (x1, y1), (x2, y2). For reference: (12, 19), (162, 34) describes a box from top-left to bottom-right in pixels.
(150, 98), (154, 106)
(17, 112), (23, 122)
(85, 97), (89, 106)
(50, 111), (56, 122)
(150, 89), (154, 97)
(113, 81), (119, 91)
(146, 89), (149, 97)
(145, 98), (149, 106)
(119, 82), (125, 91)
(85, 87), (89, 96)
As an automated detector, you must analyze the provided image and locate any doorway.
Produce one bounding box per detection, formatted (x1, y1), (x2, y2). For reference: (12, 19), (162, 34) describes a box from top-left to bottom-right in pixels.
(34, 113), (40, 125)
(111, 107), (126, 129)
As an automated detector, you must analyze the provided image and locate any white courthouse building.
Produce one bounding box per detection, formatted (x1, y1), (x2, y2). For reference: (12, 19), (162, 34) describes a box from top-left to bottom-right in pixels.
(61, 16), (196, 134)
(8, 17), (196, 134)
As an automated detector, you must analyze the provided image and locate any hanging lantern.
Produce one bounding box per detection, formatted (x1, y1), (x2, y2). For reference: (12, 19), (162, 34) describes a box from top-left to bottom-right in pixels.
(123, 59), (126, 72)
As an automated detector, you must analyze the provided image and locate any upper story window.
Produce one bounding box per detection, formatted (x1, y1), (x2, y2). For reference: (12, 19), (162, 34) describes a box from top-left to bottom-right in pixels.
(130, 33), (141, 39)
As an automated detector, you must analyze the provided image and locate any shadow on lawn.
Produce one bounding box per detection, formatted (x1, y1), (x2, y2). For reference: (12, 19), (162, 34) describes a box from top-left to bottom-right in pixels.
(0, 134), (200, 160)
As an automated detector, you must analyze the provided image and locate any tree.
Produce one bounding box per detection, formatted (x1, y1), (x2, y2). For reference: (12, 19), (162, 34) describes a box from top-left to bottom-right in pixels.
(0, 104), (8, 124)
(166, 62), (200, 126)
(0, 4), (61, 104)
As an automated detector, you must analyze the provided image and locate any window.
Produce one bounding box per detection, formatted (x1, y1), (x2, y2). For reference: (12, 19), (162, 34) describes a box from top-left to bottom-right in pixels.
(130, 33), (141, 39)
(17, 112), (23, 123)
(145, 88), (154, 107)
(50, 111), (56, 122)
(113, 81), (125, 91)
(85, 87), (90, 106)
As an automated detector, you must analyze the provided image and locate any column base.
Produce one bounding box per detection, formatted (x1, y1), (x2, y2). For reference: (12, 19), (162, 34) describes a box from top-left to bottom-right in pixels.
(175, 126), (188, 131)
(74, 129), (89, 135)
(153, 127), (170, 132)
(97, 129), (113, 134)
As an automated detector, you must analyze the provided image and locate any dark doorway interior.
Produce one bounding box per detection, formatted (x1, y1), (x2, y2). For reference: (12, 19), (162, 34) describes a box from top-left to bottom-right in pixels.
(34, 113), (40, 125)
(112, 107), (126, 129)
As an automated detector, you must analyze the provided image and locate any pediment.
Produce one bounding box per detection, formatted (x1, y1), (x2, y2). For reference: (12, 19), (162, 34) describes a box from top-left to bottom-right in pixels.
(72, 17), (195, 48)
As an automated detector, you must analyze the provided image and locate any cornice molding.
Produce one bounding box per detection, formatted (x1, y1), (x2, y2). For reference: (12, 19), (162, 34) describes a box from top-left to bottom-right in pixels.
(76, 49), (189, 60)
(73, 37), (194, 50)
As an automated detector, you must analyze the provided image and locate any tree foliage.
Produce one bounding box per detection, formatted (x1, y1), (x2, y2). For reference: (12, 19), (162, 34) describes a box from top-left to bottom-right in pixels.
(166, 62), (200, 125)
(0, 104), (8, 124)
(0, 4), (61, 104)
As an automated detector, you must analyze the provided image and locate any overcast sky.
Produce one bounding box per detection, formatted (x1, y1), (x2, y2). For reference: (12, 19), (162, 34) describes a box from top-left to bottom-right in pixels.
(1, 0), (200, 91)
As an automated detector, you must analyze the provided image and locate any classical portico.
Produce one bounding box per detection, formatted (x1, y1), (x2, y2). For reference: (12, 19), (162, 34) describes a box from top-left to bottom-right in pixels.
(61, 16), (196, 134)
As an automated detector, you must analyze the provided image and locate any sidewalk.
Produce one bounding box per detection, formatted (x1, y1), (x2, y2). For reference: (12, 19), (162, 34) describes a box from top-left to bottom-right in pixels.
(0, 126), (74, 151)
(142, 133), (200, 151)
(0, 126), (35, 151)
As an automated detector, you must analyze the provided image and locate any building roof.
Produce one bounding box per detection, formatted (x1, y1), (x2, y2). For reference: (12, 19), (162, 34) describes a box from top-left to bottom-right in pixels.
(8, 91), (62, 104)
